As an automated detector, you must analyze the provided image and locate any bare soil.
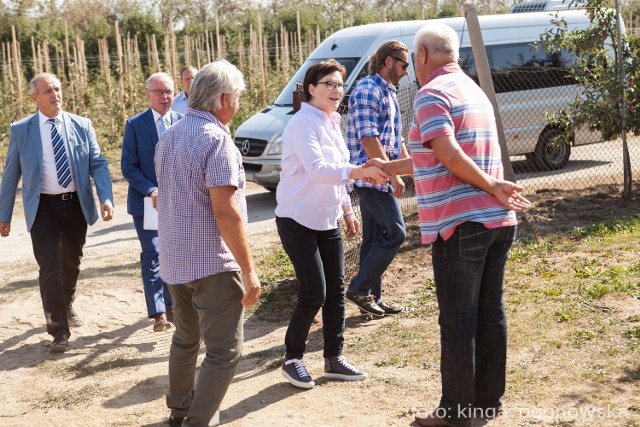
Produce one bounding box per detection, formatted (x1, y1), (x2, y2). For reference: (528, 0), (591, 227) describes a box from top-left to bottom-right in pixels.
(0, 178), (639, 427)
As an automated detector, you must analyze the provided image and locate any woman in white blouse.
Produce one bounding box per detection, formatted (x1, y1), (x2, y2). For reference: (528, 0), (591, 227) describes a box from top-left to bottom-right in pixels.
(275, 59), (388, 390)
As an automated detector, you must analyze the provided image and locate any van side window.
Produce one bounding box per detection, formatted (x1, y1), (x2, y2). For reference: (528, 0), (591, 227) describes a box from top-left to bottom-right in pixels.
(339, 61), (371, 115)
(459, 44), (576, 93)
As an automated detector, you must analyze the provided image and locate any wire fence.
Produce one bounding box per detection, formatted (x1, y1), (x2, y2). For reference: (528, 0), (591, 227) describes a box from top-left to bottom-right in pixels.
(341, 67), (640, 283)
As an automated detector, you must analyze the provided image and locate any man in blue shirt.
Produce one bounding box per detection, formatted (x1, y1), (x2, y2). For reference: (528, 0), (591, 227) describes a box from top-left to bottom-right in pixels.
(346, 41), (410, 317)
(172, 65), (198, 114)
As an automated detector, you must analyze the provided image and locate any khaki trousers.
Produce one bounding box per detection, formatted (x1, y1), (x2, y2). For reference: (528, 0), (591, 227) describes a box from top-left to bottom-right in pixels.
(166, 271), (245, 427)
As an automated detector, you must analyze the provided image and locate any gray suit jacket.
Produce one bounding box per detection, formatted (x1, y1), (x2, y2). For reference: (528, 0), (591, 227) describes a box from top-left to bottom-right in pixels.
(0, 111), (113, 231)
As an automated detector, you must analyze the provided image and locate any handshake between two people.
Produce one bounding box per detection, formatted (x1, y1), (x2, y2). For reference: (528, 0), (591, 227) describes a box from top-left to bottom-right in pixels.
(361, 157), (532, 213)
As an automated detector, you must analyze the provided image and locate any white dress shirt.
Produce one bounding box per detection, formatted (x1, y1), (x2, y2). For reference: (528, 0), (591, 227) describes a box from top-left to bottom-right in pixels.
(275, 102), (354, 231)
(39, 111), (76, 194)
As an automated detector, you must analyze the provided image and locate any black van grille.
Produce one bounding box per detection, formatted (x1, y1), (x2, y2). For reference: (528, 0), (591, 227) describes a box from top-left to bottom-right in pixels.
(234, 138), (267, 157)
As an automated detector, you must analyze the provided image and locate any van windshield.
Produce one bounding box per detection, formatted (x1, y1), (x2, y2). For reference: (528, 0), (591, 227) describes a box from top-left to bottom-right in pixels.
(273, 57), (361, 106)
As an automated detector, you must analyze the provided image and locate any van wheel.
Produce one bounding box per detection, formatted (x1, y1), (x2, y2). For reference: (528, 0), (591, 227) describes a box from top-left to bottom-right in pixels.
(533, 128), (571, 170)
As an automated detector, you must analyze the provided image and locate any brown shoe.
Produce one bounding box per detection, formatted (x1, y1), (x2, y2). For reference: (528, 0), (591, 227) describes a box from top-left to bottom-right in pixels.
(346, 291), (385, 316)
(414, 410), (470, 427)
(378, 300), (403, 315)
(166, 308), (175, 323)
(153, 314), (172, 332)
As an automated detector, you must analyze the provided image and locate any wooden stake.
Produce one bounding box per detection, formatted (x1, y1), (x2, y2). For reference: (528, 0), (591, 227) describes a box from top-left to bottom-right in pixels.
(11, 26), (24, 116)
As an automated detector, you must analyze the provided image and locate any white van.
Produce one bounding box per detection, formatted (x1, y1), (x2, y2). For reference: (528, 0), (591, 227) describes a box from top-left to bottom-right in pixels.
(234, 10), (604, 190)
(510, 0), (587, 13)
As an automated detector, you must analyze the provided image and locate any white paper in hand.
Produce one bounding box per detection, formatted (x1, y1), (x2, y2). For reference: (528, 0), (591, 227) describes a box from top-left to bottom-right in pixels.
(143, 196), (158, 230)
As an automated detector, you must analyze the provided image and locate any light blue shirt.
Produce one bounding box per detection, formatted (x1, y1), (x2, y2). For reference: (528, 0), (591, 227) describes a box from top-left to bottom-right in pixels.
(172, 91), (188, 114)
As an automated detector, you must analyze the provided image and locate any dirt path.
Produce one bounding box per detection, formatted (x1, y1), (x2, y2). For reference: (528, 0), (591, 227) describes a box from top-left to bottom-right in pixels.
(1, 179), (639, 426)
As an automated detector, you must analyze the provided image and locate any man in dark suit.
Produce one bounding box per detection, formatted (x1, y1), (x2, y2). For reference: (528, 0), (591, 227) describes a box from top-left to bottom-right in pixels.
(0, 72), (114, 353)
(121, 72), (183, 332)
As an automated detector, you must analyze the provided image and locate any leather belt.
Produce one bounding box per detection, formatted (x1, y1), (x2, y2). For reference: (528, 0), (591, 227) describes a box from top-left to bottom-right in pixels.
(41, 192), (76, 200)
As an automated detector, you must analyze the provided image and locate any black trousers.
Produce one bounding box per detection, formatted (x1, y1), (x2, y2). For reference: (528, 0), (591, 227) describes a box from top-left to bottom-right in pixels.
(30, 193), (87, 338)
(276, 216), (346, 360)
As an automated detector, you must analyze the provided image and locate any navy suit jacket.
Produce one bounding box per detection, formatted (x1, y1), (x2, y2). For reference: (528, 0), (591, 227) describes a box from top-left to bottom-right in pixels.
(121, 108), (183, 217)
(0, 111), (113, 231)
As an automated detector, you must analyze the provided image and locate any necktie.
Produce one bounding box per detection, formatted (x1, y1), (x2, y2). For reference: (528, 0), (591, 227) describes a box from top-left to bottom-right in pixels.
(47, 118), (72, 188)
(157, 116), (167, 137)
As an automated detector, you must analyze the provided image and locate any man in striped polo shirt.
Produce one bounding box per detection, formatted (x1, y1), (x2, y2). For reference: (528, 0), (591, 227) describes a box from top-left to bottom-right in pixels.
(367, 23), (531, 426)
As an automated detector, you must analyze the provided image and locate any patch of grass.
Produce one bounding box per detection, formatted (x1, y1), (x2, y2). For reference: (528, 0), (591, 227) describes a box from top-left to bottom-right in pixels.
(624, 326), (640, 339)
(573, 214), (640, 241)
(248, 247), (297, 313)
(38, 349), (140, 378)
(243, 347), (284, 364)
(568, 330), (596, 346)
(36, 384), (112, 409)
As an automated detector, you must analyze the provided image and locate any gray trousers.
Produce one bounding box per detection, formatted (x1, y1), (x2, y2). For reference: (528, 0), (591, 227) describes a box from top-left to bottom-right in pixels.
(166, 271), (245, 427)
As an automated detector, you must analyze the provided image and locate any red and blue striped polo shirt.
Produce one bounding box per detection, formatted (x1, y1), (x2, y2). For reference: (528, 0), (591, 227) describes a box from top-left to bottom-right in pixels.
(408, 63), (517, 244)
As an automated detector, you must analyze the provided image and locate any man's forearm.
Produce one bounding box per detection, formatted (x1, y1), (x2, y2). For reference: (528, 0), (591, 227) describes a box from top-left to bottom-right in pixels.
(360, 136), (388, 160)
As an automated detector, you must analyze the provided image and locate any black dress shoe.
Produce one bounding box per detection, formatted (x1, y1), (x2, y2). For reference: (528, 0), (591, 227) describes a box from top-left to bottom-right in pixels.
(51, 335), (69, 353)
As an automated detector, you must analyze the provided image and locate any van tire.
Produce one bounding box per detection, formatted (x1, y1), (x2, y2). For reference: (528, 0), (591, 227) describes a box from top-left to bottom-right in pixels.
(532, 128), (571, 170)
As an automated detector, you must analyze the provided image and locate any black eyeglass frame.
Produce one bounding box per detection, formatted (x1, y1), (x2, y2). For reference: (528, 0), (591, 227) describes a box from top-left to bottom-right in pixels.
(391, 56), (410, 70)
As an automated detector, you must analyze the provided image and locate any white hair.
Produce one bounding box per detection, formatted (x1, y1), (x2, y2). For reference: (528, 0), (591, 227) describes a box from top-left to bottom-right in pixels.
(413, 22), (460, 63)
(30, 73), (61, 94)
(146, 72), (174, 90)
(188, 60), (245, 112)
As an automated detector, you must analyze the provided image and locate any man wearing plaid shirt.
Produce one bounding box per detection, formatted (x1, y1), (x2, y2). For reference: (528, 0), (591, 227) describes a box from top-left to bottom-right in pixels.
(155, 60), (261, 427)
(345, 41), (411, 317)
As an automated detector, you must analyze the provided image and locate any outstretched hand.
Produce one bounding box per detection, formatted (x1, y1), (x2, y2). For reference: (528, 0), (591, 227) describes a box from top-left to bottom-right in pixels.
(493, 181), (532, 212)
(360, 165), (389, 185)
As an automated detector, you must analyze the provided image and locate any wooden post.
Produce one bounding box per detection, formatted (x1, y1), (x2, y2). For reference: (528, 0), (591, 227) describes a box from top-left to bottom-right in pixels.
(30, 36), (38, 75)
(204, 29), (211, 63)
(64, 21), (77, 112)
(151, 34), (160, 72)
(257, 14), (267, 106)
(11, 26), (24, 117)
(114, 21), (127, 124)
(215, 15), (221, 59)
(462, 2), (514, 182)
(296, 10), (303, 65)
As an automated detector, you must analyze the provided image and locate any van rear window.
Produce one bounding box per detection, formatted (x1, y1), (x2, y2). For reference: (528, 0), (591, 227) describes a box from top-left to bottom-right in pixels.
(459, 43), (577, 93)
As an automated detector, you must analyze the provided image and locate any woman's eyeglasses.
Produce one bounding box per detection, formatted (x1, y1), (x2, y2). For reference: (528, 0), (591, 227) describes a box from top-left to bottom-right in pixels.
(392, 56), (410, 70)
(316, 81), (344, 91)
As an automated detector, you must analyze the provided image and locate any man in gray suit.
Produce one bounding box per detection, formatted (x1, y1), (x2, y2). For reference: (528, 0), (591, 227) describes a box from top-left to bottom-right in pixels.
(0, 72), (114, 353)
(121, 72), (183, 332)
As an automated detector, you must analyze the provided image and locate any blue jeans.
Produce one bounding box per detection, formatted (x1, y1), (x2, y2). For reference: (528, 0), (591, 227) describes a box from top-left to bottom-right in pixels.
(133, 215), (172, 317)
(432, 222), (516, 424)
(276, 216), (345, 360)
(348, 187), (406, 301)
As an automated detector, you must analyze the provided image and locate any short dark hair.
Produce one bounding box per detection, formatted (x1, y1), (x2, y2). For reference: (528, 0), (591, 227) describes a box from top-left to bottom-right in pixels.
(368, 40), (409, 75)
(303, 59), (346, 101)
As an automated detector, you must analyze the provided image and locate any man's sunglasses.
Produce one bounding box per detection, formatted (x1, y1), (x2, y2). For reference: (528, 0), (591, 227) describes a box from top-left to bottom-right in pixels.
(392, 56), (409, 70)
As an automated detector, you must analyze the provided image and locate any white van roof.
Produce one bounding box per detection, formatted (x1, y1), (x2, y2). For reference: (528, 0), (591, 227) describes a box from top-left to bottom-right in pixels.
(309, 9), (592, 59)
(510, 0), (587, 13)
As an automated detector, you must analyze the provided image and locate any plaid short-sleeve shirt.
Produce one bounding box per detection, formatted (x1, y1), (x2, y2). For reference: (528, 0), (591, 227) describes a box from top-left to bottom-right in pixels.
(346, 73), (402, 191)
(155, 108), (247, 284)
